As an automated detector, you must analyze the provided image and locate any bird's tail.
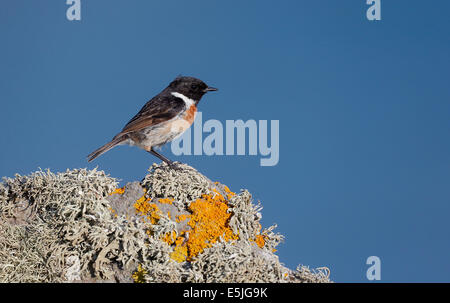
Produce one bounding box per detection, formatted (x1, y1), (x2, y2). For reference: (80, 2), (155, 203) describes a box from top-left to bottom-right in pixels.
(87, 135), (126, 162)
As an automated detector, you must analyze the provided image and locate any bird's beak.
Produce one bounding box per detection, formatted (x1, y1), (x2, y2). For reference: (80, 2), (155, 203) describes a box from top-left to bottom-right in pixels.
(204, 87), (218, 92)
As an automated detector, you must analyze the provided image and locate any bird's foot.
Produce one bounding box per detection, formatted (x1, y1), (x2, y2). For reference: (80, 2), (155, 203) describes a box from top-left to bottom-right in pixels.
(166, 161), (184, 171)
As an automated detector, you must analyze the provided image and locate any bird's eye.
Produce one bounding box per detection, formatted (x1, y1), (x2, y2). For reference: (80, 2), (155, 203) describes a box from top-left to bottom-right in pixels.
(191, 84), (198, 90)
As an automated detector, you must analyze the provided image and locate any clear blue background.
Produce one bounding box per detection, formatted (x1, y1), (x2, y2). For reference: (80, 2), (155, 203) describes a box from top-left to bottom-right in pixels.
(1, 0), (449, 282)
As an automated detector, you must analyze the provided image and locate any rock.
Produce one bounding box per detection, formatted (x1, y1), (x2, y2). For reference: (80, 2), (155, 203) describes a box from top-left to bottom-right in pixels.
(0, 163), (331, 283)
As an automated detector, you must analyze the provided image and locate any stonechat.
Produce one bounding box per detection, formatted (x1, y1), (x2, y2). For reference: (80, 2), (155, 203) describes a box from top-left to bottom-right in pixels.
(87, 76), (218, 167)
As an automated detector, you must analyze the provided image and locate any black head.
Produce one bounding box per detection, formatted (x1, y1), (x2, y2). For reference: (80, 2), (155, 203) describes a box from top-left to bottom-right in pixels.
(167, 76), (218, 102)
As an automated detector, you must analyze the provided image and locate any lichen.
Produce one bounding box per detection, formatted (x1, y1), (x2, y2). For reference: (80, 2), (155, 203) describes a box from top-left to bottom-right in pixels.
(184, 191), (239, 260)
(134, 194), (162, 225)
(251, 234), (266, 249)
(0, 163), (331, 283)
(132, 264), (148, 283)
(158, 198), (174, 204)
(110, 186), (125, 195)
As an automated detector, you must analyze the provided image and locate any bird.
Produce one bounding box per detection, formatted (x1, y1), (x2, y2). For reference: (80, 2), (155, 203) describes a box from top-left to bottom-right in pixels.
(87, 76), (218, 168)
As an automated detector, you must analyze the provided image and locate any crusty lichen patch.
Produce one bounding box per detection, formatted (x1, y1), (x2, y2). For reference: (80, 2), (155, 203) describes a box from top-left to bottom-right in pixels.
(0, 163), (331, 283)
(134, 192), (162, 225)
(159, 189), (240, 263)
(132, 264), (148, 283)
(110, 186), (125, 195)
(184, 191), (239, 260)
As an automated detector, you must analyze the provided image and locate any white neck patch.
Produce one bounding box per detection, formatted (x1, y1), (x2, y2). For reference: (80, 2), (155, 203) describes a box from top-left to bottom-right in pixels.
(171, 92), (195, 108)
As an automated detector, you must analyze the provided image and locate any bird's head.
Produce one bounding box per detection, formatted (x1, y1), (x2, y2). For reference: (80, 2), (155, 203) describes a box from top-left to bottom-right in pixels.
(168, 76), (218, 102)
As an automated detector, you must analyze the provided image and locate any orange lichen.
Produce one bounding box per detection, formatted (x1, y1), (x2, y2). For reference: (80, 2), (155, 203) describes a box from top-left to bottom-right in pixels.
(174, 234), (184, 246)
(110, 186), (125, 195)
(162, 230), (187, 263)
(223, 185), (236, 199)
(148, 204), (161, 224)
(251, 234), (266, 248)
(134, 194), (161, 224)
(162, 230), (177, 245)
(183, 191), (239, 261)
(176, 214), (189, 223)
(158, 189), (239, 262)
(248, 223), (266, 248)
(158, 198), (174, 204)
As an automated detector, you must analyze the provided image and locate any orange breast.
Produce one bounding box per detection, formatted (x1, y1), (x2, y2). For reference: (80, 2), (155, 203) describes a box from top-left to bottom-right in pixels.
(184, 104), (197, 124)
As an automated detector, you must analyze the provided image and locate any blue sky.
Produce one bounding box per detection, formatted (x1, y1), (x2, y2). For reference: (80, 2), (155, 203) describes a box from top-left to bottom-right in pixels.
(1, 0), (449, 282)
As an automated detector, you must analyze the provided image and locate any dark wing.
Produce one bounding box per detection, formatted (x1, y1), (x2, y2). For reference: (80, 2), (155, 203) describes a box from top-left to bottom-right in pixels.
(119, 94), (185, 135)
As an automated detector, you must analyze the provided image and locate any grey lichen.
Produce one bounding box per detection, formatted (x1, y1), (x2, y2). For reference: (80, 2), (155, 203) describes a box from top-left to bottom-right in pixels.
(0, 164), (331, 283)
(141, 163), (215, 204)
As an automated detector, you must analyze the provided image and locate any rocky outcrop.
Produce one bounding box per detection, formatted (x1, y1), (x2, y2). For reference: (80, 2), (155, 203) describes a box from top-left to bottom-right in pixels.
(0, 163), (331, 283)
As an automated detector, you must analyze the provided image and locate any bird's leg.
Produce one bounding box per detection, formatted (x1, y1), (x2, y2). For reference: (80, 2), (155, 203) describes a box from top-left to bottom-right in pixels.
(148, 147), (181, 170)
(149, 147), (173, 165)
